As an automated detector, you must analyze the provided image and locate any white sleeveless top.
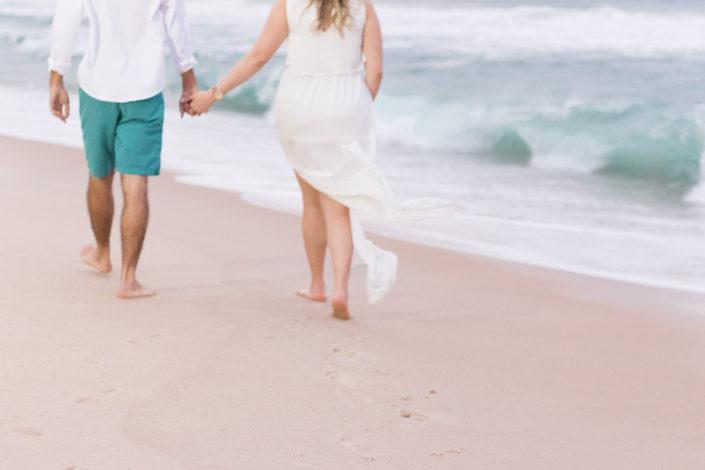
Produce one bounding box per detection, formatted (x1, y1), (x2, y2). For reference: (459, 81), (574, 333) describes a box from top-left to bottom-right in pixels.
(285, 0), (366, 76)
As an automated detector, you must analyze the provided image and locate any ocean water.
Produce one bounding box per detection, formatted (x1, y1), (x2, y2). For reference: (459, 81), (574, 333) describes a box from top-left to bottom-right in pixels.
(0, 0), (704, 294)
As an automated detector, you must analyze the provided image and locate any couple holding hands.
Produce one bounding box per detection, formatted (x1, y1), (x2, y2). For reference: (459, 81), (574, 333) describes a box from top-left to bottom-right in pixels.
(49, 0), (451, 319)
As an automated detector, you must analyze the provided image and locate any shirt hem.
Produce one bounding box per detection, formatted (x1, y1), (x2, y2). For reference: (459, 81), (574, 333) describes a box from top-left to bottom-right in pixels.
(77, 80), (166, 104)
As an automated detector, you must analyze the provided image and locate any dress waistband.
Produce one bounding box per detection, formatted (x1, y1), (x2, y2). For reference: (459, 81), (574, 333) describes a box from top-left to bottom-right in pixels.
(284, 65), (364, 78)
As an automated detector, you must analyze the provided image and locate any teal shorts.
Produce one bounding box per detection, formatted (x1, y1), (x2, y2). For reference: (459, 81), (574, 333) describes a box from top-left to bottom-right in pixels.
(79, 88), (164, 178)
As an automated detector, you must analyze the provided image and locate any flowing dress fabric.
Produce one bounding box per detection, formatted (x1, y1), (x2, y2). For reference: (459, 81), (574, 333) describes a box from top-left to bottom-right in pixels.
(274, 0), (455, 303)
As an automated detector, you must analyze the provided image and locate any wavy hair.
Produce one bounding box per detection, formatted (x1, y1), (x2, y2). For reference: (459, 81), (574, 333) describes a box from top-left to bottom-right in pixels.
(308, 0), (353, 35)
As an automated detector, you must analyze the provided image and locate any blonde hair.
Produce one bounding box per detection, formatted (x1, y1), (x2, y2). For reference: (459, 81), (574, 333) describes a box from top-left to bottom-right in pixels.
(308, 0), (352, 35)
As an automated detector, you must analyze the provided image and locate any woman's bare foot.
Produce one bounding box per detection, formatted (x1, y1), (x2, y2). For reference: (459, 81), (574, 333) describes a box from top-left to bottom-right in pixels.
(331, 293), (351, 320)
(117, 281), (156, 299)
(80, 244), (112, 273)
(297, 287), (327, 302)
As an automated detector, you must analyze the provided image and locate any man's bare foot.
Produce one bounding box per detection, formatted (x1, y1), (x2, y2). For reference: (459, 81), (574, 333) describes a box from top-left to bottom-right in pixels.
(297, 287), (327, 303)
(80, 244), (112, 273)
(331, 294), (351, 320)
(117, 281), (156, 299)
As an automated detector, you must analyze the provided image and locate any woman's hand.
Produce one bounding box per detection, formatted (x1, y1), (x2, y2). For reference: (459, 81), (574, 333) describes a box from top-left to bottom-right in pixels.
(189, 90), (216, 116)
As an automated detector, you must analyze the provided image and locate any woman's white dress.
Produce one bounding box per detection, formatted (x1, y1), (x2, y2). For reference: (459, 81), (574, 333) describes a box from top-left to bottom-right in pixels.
(274, 0), (454, 303)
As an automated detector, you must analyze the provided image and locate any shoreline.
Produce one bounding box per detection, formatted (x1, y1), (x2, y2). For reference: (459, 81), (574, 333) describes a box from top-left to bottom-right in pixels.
(2, 134), (705, 468)
(3, 125), (703, 297)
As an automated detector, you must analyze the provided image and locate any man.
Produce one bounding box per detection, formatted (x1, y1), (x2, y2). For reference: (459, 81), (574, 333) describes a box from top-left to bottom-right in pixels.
(48, 0), (198, 298)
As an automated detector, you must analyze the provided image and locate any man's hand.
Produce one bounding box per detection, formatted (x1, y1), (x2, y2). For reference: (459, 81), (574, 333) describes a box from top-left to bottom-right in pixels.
(49, 71), (70, 122)
(180, 87), (197, 118)
(179, 69), (198, 118)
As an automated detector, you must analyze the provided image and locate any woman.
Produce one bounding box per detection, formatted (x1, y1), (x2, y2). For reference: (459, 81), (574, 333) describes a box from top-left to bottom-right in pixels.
(189, 0), (453, 319)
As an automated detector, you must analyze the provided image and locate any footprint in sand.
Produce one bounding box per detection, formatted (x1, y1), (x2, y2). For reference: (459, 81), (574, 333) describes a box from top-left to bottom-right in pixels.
(373, 369), (404, 378)
(331, 346), (358, 359)
(399, 408), (430, 422)
(324, 370), (373, 407)
(75, 387), (139, 406)
(329, 372), (373, 407)
(0, 416), (42, 437)
(338, 436), (375, 461)
(150, 333), (181, 343)
(102, 387), (137, 401)
(429, 449), (465, 458)
(129, 333), (175, 345)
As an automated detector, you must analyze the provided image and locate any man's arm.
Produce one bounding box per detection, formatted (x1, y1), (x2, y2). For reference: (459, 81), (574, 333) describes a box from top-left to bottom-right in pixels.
(179, 69), (198, 118)
(50, 72), (71, 122)
(48, 0), (84, 122)
(161, 0), (198, 117)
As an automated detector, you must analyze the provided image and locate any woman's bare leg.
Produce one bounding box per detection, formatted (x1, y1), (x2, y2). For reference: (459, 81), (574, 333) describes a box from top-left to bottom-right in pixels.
(319, 193), (353, 320)
(295, 173), (327, 302)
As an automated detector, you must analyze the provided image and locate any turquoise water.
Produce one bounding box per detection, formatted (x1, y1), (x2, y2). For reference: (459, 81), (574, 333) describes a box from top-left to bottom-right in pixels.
(0, 0), (703, 292)
(171, 1), (705, 199)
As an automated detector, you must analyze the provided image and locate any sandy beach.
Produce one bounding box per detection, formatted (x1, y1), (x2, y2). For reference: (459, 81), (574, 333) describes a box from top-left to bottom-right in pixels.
(1, 134), (704, 469)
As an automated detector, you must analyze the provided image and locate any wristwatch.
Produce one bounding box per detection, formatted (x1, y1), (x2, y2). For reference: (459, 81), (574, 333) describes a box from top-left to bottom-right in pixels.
(212, 85), (224, 101)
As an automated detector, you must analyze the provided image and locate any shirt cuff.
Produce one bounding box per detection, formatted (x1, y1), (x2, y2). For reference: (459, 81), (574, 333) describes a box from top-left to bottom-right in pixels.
(48, 57), (70, 75)
(174, 56), (198, 74)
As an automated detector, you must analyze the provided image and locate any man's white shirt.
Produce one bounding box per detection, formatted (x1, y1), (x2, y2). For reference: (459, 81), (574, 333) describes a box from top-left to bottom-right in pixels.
(49, 0), (197, 103)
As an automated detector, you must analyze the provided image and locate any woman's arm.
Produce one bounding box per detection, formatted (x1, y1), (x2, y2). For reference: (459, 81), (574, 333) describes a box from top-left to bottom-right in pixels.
(189, 0), (288, 114)
(362, 0), (383, 100)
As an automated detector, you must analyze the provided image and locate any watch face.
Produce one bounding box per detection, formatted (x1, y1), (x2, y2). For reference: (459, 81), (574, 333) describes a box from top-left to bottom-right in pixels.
(214, 87), (224, 100)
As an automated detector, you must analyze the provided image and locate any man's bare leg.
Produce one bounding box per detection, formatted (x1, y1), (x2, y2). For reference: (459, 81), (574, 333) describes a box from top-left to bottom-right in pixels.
(117, 174), (155, 299)
(81, 171), (114, 273)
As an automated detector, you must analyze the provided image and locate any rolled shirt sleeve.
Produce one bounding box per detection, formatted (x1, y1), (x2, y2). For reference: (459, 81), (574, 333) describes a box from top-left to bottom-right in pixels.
(161, 0), (198, 74)
(48, 0), (84, 75)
